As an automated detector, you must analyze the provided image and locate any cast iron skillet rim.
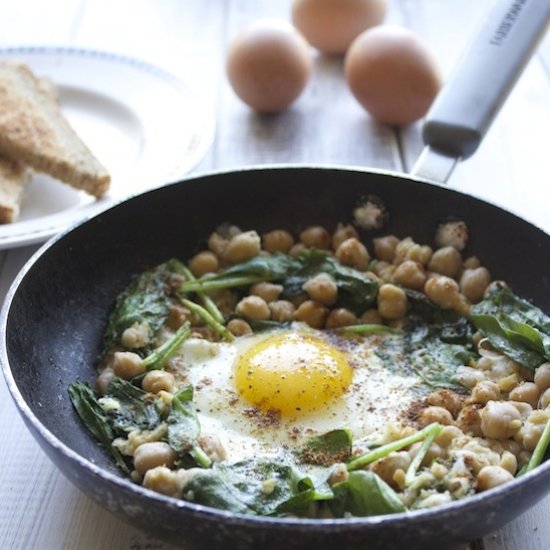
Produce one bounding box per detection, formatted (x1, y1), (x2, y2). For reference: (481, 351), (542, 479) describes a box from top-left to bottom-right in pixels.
(1, 164), (549, 529)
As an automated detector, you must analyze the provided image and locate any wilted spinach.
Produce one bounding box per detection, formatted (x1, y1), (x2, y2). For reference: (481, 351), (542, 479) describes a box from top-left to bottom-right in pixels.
(104, 261), (178, 351)
(182, 457), (332, 516)
(300, 429), (352, 465)
(166, 385), (211, 468)
(68, 381), (130, 473)
(281, 249), (379, 314)
(470, 284), (550, 370)
(330, 471), (405, 517)
(374, 317), (474, 393)
(102, 377), (161, 433)
(179, 250), (379, 315)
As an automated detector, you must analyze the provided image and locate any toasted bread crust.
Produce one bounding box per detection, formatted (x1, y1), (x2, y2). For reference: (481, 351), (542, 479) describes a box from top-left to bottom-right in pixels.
(0, 156), (30, 223)
(0, 61), (110, 198)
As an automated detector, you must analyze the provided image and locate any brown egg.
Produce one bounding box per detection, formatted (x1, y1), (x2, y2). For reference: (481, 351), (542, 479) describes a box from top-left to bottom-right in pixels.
(292, 0), (387, 55)
(345, 26), (442, 126)
(226, 19), (313, 113)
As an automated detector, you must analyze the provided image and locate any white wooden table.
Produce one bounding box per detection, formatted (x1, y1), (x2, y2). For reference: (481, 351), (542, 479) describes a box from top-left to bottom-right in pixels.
(0, 1), (549, 548)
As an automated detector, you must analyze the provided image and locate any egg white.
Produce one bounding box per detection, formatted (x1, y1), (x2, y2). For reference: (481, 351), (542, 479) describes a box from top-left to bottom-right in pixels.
(172, 325), (421, 462)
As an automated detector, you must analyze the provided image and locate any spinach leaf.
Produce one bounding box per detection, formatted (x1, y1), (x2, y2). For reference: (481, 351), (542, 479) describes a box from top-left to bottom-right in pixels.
(106, 377), (162, 433)
(281, 249), (379, 314)
(183, 458), (332, 516)
(374, 319), (474, 393)
(68, 381), (130, 473)
(180, 254), (301, 293)
(179, 250), (378, 315)
(300, 429), (352, 465)
(330, 471), (406, 517)
(166, 385), (199, 453)
(470, 284), (550, 370)
(104, 261), (176, 350)
(165, 385), (212, 468)
(407, 327), (474, 391)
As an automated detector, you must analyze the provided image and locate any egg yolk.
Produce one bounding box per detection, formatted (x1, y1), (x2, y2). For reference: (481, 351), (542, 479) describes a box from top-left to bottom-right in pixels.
(234, 332), (352, 416)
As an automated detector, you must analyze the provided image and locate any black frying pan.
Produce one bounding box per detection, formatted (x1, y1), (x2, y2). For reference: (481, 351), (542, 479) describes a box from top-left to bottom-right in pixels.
(2, 2), (550, 549)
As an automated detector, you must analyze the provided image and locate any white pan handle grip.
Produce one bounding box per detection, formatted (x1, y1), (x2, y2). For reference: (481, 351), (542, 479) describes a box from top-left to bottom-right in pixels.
(422, 0), (550, 161)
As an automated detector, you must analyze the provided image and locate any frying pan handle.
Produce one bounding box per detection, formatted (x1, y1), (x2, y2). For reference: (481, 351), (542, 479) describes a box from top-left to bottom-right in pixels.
(412, 0), (550, 183)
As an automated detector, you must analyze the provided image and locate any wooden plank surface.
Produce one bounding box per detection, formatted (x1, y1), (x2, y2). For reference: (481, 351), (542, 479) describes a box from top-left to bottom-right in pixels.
(0, 1), (548, 549)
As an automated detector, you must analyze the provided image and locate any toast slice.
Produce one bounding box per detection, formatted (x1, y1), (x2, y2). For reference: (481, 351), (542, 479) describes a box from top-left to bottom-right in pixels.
(0, 61), (110, 198)
(0, 157), (30, 223)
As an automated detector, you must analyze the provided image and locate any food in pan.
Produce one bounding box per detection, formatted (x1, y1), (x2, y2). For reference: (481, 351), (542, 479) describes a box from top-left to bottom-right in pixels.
(70, 216), (550, 518)
(0, 61), (111, 223)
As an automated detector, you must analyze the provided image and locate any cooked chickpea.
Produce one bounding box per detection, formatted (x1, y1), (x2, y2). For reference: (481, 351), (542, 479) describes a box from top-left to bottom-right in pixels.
(370, 452), (411, 489)
(426, 389), (463, 418)
(476, 465), (514, 491)
(121, 322), (150, 349)
(480, 401), (522, 439)
(510, 400), (533, 419)
(456, 404), (483, 437)
(377, 284), (407, 320)
(522, 410), (549, 451)
(166, 304), (190, 330)
(424, 275), (461, 309)
(299, 226), (331, 250)
(470, 380), (501, 405)
(262, 229), (294, 253)
(435, 425), (463, 448)
(188, 251), (219, 277)
(302, 273), (338, 305)
(96, 368), (115, 395)
(373, 235), (399, 262)
(328, 463), (349, 485)
(206, 293), (233, 318)
(143, 466), (180, 497)
(409, 441), (443, 466)
(142, 370), (175, 394)
(235, 296), (270, 320)
(394, 238), (432, 266)
(199, 434), (227, 463)
(418, 406), (454, 427)
(392, 260), (427, 290)
(134, 442), (176, 475)
(463, 256), (481, 269)
(456, 366), (486, 389)
(325, 308), (358, 329)
(499, 451), (518, 475)
(428, 246), (463, 278)
(293, 300), (329, 328)
(268, 300), (295, 322)
(540, 388), (550, 409)
(372, 260), (395, 282)
(207, 231), (228, 257)
(112, 351), (146, 379)
(509, 382), (541, 409)
(224, 231), (261, 264)
(335, 237), (370, 270)
(360, 308), (383, 324)
(288, 243), (307, 257)
(227, 318), (253, 336)
(460, 267), (491, 303)
(408, 244), (433, 266)
(250, 282), (283, 303)
(434, 220), (469, 251)
(332, 223), (359, 250)
(534, 363), (550, 391)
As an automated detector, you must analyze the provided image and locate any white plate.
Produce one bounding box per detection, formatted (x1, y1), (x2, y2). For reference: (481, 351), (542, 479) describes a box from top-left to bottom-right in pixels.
(0, 46), (215, 249)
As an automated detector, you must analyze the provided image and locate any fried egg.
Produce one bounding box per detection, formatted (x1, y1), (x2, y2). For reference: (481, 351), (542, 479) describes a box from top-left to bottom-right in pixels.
(172, 325), (420, 462)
